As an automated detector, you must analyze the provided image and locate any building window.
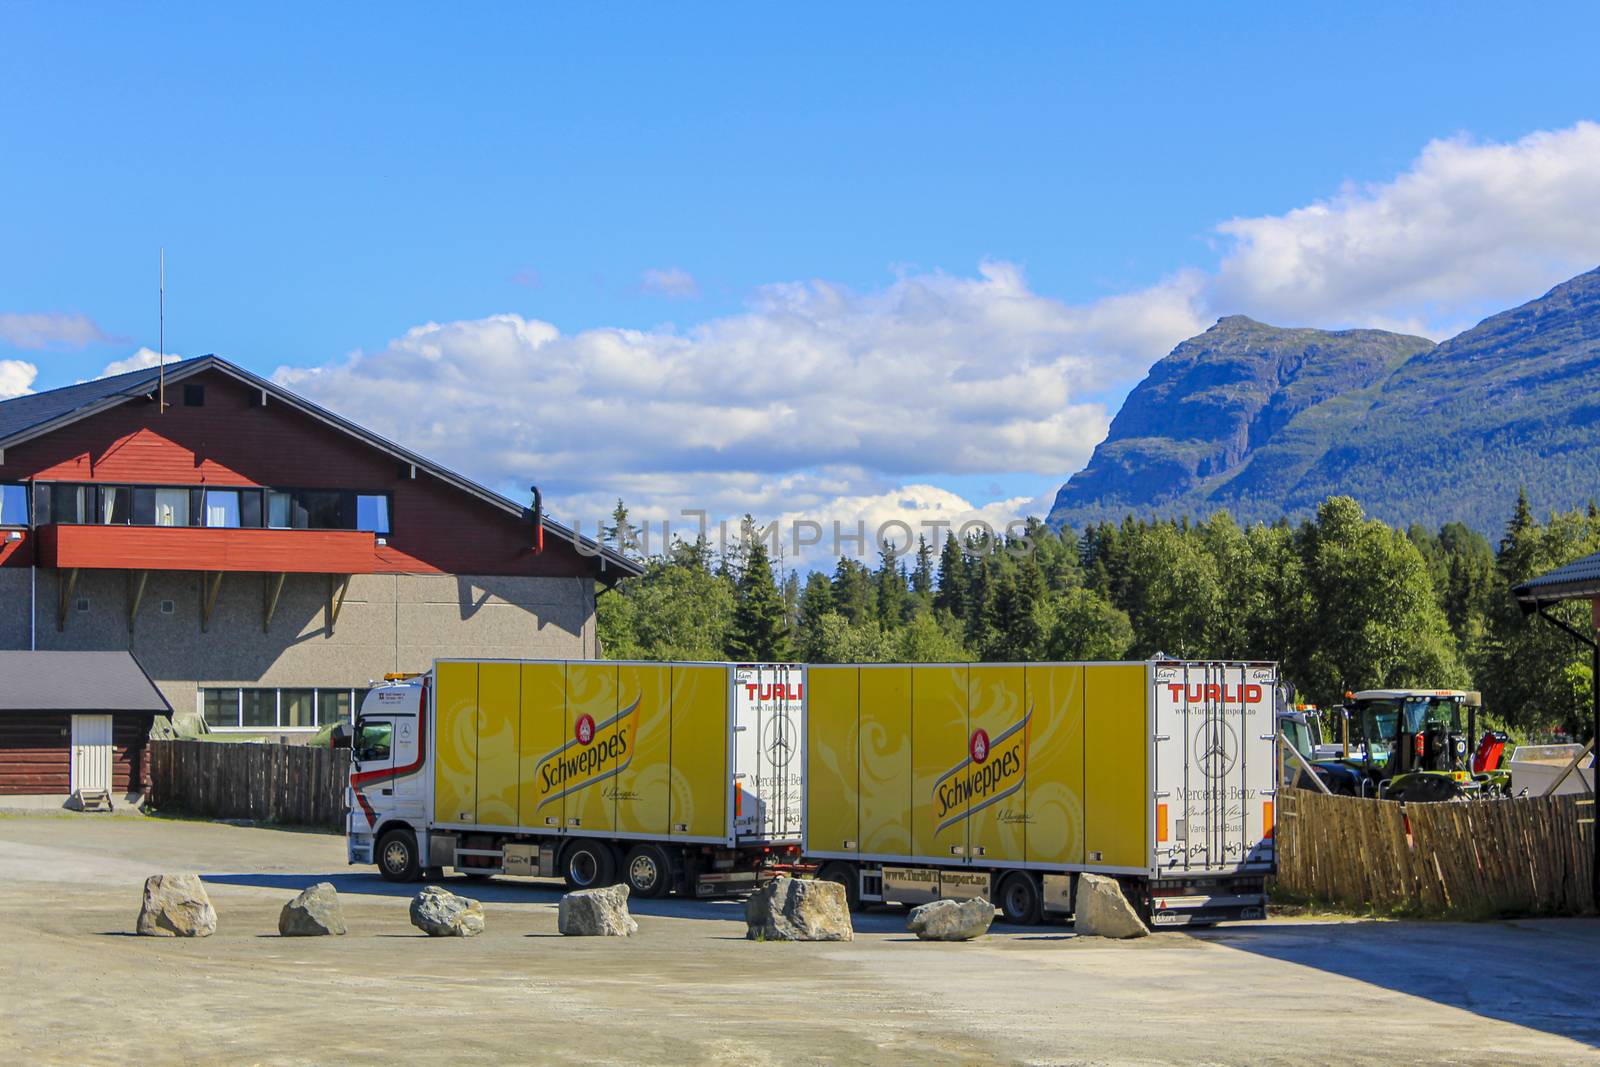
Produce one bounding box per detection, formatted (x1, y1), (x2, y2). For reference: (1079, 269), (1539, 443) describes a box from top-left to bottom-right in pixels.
(318, 688), (353, 723)
(204, 688), (242, 729)
(200, 686), (358, 730)
(241, 689), (277, 728)
(99, 486), (132, 524)
(203, 489), (242, 528)
(0, 483), (29, 525)
(153, 488), (190, 527)
(51, 484), (91, 524)
(35, 482), (393, 534)
(356, 494), (390, 534)
(281, 689), (316, 728)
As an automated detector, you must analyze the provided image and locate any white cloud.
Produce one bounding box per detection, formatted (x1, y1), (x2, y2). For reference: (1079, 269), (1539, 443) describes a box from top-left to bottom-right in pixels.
(639, 266), (701, 299)
(1209, 121), (1600, 334)
(277, 263), (1205, 541)
(0, 360), (38, 399)
(0, 311), (109, 350)
(98, 347), (172, 378)
(268, 123), (1600, 555)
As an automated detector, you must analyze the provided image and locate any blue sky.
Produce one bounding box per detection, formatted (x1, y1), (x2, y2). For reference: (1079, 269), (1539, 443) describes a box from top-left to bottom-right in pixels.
(4, 4), (1600, 555)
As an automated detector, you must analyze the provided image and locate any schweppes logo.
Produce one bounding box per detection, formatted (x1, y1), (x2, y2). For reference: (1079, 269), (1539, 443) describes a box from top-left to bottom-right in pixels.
(535, 697), (640, 809)
(933, 709), (1029, 833)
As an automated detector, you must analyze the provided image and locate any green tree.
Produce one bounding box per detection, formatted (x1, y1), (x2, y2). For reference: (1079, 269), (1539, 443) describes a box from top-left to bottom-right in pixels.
(911, 535), (936, 599)
(933, 533), (968, 621)
(1042, 586), (1134, 661)
(1297, 497), (1464, 702)
(727, 527), (791, 661)
(875, 541), (909, 630)
(831, 557), (876, 624)
(895, 611), (973, 662)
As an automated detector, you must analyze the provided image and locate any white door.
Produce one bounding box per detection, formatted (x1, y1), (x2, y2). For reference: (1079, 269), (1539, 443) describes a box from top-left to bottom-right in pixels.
(71, 714), (114, 794)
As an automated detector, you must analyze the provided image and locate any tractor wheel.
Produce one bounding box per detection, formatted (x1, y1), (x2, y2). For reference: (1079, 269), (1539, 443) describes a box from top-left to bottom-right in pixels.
(815, 861), (862, 911)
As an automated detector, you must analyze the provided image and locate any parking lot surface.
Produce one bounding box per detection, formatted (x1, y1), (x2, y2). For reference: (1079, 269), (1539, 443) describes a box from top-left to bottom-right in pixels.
(1, 813), (1596, 1066)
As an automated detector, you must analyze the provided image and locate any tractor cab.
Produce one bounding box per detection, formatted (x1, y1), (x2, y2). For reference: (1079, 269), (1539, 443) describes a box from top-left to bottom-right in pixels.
(1347, 689), (1509, 801)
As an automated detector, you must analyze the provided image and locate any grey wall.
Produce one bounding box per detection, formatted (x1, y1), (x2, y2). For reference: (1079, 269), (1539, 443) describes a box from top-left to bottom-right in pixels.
(1, 568), (596, 719)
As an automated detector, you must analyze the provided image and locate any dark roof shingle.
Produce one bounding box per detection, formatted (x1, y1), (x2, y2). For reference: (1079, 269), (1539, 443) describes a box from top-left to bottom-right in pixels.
(0, 357), (211, 444)
(1512, 550), (1600, 606)
(0, 651), (171, 713)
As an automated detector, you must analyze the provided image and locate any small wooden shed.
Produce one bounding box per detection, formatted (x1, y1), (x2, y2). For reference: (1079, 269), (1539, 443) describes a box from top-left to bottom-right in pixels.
(0, 651), (171, 809)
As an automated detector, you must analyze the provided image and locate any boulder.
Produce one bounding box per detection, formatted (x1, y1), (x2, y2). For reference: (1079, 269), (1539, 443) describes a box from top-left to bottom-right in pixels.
(279, 882), (347, 936)
(1074, 874), (1148, 939)
(906, 896), (994, 941)
(136, 873), (217, 938)
(745, 876), (853, 942)
(409, 885), (484, 937)
(558, 883), (638, 936)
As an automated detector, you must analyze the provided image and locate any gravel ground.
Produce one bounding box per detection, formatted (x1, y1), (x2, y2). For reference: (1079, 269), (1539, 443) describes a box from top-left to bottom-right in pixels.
(1, 812), (1596, 1067)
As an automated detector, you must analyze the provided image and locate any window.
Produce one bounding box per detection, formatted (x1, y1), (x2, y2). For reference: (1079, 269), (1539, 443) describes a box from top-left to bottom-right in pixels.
(241, 689), (277, 728)
(51, 484), (90, 524)
(200, 686), (357, 730)
(354, 721), (392, 764)
(318, 688), (352, 723)
(204, 688), (241, 729)
(356, 494), (391, 535)
(153, 488), (189, 527)
(267, 490), (293, 529)
(281, 689), (316, 728)
(0, 483), (27, 525)
(298, 490), (344, 529)
(99, 486), (132, 525)
(203, 489), (242, 528)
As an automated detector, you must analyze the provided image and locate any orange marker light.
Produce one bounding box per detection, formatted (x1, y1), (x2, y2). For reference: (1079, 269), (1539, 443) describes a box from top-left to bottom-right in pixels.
(1157, 802), (1169, 843)
(1263, 800), (1275, 839)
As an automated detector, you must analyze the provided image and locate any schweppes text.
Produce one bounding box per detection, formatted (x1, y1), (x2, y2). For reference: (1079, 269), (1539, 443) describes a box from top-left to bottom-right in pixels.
(535, 698), (640, 809)
(931, 711), (1029, 833)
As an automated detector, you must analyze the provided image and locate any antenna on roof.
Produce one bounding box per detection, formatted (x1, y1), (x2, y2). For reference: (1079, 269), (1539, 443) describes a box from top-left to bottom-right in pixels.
(158, 248), (166, 414)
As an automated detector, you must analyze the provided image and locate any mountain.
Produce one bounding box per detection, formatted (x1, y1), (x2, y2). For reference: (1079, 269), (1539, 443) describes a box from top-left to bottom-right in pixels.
(1048, 267), (1600, 534)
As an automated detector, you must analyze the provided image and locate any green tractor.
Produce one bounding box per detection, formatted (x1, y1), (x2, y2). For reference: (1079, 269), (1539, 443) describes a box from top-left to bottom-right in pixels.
(1331, 690), (1512, 802)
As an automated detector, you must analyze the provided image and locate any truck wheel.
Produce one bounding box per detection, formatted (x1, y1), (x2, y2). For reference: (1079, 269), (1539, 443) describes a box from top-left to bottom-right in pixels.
(624, 844), (673, 899)
(816, 861), (861, 911)
(997, 872), (1042, 925)
(377, 828), (421, 883)
(560, 839), (616, 890)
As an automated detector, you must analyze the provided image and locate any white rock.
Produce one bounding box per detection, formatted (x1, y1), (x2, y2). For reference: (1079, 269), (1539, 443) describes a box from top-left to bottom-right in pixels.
(410, 885), (484, 937)
(558, 883), (638, 936)
(907, 896), (994, 941)
(136, 873), (217, 938)
(745, 876), (853, 942)
(1074, 874), (1148, 939)
(279, 882), (347, 936)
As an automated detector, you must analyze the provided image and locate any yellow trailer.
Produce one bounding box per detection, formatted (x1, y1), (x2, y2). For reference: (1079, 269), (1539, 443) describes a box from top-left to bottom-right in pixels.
(804, 660), (1278, 926)
(346, 659), (801, 899)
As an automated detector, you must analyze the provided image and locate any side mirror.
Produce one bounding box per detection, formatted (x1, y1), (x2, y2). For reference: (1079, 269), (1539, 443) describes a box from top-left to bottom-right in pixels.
(330, 722), (354, 750)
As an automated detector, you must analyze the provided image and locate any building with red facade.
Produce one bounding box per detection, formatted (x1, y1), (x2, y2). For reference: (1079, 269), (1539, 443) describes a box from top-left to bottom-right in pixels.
(0, 355), (640, 802)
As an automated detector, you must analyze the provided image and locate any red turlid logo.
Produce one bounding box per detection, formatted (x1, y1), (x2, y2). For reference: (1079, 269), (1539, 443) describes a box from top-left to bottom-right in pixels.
(575, 714), (595, 745)
(970, 728), (990, 764)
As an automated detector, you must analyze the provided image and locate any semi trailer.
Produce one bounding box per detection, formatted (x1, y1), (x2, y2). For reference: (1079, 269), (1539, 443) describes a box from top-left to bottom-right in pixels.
(803, 660), (1278, 926)
(345, 659), (802, 898)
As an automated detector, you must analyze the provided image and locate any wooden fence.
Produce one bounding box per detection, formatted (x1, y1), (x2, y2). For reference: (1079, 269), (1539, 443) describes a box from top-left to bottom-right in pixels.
(1277, 788), (1595, 917)
(148, 740), (349, 830)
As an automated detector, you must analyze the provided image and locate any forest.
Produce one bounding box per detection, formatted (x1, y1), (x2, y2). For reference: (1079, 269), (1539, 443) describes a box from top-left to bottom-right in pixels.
(595, 493), (1600, 738)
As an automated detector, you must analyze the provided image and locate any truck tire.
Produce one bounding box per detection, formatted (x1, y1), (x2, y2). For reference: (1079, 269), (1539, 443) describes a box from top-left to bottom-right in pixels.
(815, 861), (861, 911)
(997, 872), (1042, 925)
(377, 827), (421, 883)
(623, 844), (673, 899)
(560, 839), (616, 890)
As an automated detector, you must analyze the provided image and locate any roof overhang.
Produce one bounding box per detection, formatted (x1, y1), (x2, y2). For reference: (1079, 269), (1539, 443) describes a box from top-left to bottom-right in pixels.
(0, 355), (644, 579)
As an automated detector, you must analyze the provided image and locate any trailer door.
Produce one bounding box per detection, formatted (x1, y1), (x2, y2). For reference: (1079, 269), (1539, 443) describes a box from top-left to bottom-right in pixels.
(1153, 663), (1276, 873)
(733, 664), (804, 843)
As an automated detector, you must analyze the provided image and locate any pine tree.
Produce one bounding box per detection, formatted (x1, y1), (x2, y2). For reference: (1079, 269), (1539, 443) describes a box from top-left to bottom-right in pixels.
(831, 557), (875, 624)
(601, 498), (642, 559)
(727, 534), (791, 661)
(933, 533), (967, 620)
(875, 541), (908, 630)
(911, 535), (935, 597)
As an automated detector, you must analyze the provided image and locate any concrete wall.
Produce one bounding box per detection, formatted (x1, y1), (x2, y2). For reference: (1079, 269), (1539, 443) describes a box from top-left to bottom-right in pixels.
(0, 568), (596, 719)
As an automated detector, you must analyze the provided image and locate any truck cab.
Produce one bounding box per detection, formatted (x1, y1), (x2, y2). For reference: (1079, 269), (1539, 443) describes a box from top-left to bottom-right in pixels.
(346, 674), (430, 877)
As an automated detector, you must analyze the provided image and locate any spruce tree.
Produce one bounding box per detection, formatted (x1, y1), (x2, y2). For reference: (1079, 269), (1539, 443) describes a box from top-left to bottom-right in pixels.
(911, 535), (935, 597)
(875, 541), (908, 630)
(933, 533), (968, 620)
(727, 534), (791, 661)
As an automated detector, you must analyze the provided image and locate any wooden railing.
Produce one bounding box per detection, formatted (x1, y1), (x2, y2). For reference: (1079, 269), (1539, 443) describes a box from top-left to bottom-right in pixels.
(1276, 788), (1595, 917)
(148, 740), (349, 830)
